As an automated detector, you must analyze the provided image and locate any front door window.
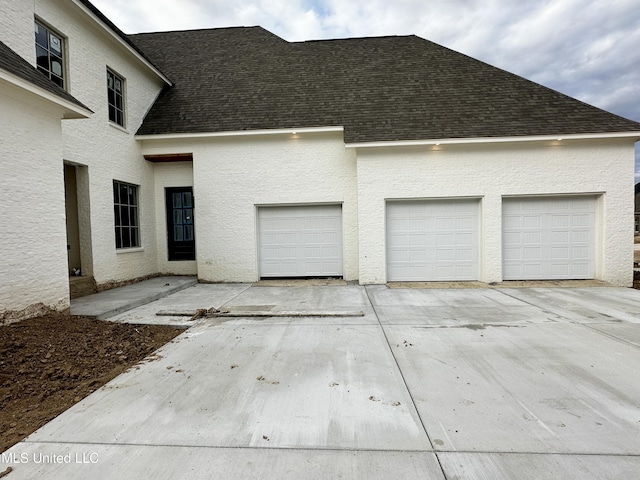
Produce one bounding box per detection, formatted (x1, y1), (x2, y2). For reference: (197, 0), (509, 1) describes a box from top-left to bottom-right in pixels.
(166, 187), (195, 261)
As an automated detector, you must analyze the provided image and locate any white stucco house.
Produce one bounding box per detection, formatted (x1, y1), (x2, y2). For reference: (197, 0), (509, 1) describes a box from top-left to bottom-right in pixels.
(1, 0), (640, 322)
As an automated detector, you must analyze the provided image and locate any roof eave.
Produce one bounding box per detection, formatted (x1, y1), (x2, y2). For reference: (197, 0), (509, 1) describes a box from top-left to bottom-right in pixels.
(0, 70), (92, 119)
(135, 126), (344, 141)
(345, 132), (640, 149)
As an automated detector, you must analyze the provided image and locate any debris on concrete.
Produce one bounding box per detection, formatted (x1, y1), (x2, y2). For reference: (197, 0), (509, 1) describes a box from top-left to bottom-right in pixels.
(156, 307), (365, 319)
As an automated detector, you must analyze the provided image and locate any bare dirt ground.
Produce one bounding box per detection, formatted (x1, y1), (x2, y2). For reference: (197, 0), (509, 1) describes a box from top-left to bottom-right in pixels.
(0, 314), (180, 453)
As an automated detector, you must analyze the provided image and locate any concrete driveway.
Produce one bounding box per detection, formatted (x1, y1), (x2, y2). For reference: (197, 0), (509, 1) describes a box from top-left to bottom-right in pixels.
(3, 283), (640, 479)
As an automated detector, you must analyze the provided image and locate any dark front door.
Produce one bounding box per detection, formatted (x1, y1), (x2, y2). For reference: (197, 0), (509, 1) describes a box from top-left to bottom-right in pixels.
(166, 187), (195, 261)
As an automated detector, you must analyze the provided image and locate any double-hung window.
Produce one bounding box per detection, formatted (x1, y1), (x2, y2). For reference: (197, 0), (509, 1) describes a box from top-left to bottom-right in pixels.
(113, 180), (140, 249)
(34, 20), (65, 88)
(107, 69), (125, 127)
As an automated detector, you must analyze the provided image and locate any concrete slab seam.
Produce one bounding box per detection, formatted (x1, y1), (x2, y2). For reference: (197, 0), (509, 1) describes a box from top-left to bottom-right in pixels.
(576, 323), (640, 349)
(96, 279), (198, 320)
(494, 288), (572, 322)
(216, 283), (255, 311)
(363, 285), (447, 476)
(18, 439), (432, 453)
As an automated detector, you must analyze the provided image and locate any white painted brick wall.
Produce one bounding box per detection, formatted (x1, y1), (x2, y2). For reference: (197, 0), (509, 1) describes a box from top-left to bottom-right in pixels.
(356, 139), (635, 286)
(0, 0), (35, 63)
(29, 1), (166, 285)
(141, 132), (359, 282)
(1, 1), (167, 290)
(0, 86), (70, 320)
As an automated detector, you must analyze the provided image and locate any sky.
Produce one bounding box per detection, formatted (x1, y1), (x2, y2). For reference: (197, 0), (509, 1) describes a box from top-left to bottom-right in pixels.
(90, 0), (640, 179)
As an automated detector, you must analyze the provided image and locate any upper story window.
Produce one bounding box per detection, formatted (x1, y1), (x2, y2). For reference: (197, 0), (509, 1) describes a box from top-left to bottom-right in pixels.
(34, 20), (65, 89)
(107, 69), (125, 127)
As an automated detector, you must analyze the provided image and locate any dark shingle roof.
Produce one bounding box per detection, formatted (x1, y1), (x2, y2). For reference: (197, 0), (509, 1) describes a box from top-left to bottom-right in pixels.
(0, 41), (90, 112)
(131, 27), (640, 143)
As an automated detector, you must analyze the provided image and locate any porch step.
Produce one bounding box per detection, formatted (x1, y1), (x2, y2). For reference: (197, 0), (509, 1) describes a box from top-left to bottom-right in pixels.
(69, 276), (97, 299)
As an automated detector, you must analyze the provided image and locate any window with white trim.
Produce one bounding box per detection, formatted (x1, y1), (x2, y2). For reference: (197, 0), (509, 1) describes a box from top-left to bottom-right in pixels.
(107, 69), (125, 126)
(113, 180), (140, 249)
(34, 20), (65, 88)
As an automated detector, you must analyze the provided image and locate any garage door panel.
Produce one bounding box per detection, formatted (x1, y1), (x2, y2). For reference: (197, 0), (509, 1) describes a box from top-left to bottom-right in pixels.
(410, 265), (429, 277)
(522, 264), (541, 277)
(551, 247), (569, 259)
(503, 265), (518, 278)
(261, 233), (279, 245)
(387, 199), (480, 282)
(305, 245), (321, 255)
(551, 264), (570, 276)
(503, 246), (522, 261)
(503, 231), (521, 244)
(456, 216), (474, 229)
(552, 231), (569, 243)
(523, 247), (541, 259)
(279, 262), (297, 276)
(550, 199), (569, 210)
(390, 234), (409, 248)
(274, 218), (295, 229)
(389, 218), (408, 230)
(436, 248), (454, 262)
(407, 249), (427, 262)
(455, 264), (475, 278)
(259, 205), (343, 278)
(456, 232), (473, 245)
(572, 215), (590, 227)
(436, 217), (453, 229)
(262, 260), (297, 276)
(503, 216), (521, 228)
(436, 265), (455, 277)
(572, 231), (590, 242)
(275, 232), (296, 244)
(322, 245), (340, 256)
(503, 196), (595, 280)
(572, 246), (589, 259)
(518, 203), (537, 213)
(303, 232), (322, 243)
(523, 216), (541, 228)
(409, 234), (427, 246)
(571, 263), (590, 276)
(436, 233), (454, 246)
(456, 247), (475, 262)
(552, 215), (570, 227)
(388, 249), (409, 262)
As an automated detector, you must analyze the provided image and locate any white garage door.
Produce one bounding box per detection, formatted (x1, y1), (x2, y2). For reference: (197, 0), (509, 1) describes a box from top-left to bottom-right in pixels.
(258, 205), (343, 278)
(502, 196), (596, 280)
(386, 199), (480, 281)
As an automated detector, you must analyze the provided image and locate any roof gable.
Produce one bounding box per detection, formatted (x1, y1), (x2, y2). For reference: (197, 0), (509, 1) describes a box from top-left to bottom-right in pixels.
(76, 0), (171, 85)
(131, 27), (640, 142)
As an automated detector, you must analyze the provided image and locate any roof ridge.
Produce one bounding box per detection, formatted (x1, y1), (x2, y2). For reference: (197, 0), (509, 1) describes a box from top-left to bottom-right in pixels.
(296, 34), (418, 44)
(130, 25), (268, 36)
